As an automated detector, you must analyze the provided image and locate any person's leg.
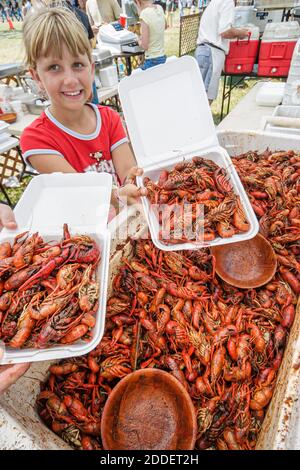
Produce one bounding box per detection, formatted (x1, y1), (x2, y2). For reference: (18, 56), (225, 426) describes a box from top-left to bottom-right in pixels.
(206, 48), (225, 103)
(195, 45), (212, 92)
(179, 0), (184, 16)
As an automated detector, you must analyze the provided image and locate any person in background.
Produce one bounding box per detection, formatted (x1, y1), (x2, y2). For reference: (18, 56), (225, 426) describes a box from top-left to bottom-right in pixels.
(77, 0), (87, 12)
(13, 1), (23, 20)
(165, 0), (174, 28)
(153, 0), (166, 12)
(198, 0), (209, 10)
(134, 0), (166, 70)
(3, 1), (12, 20)
(24, 0), (31, 14)
(195, 0), (248, 104)
(0, 2), (7, 22)
(124, 0), (139, 25)
(86, 0), (121, 35)
(0, 204), (30, 395)
(21, 0), (27, 16)
(178, 0), (186, 17)
(20, 7), (146, 207)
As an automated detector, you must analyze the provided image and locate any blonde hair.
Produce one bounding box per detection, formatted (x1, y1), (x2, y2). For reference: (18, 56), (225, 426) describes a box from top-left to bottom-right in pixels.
(23, 7), (92, 69)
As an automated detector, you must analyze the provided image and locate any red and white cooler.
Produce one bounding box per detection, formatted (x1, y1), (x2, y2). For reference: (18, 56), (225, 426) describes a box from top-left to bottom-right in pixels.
(225, 24), (259, 74)
(258, 21), (300, 77)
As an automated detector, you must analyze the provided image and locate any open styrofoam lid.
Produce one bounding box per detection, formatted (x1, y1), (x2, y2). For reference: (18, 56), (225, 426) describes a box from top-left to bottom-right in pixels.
(0, 172), (112, 237)
(119, 56), (218, 169)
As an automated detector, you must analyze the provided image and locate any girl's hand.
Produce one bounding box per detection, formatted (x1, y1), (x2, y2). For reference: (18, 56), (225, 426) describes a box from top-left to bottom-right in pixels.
(118, 183), (147, 206)
(119, 166), (147, 205)
(122, 166), (144, 185)
(0, 204), (17, 231)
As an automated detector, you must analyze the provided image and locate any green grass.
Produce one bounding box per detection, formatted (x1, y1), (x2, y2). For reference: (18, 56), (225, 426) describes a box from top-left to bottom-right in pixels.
(0, 175), (32, 206)
(0, 20), (24, 64)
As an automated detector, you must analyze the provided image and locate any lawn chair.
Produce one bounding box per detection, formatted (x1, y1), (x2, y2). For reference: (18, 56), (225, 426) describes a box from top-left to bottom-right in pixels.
(179, 11), (204, 57)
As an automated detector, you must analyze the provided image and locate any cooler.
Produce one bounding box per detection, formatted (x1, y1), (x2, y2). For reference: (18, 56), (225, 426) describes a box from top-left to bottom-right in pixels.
(234, 6), (255, 27)
(258, 21), (300, 77)
(225, 25), (260, 74)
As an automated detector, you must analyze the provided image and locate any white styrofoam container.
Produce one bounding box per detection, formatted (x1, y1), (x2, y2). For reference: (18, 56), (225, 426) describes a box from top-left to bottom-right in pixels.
(0, 172), (112, 365)
(256, 81), (285, 106)
(119, 56), (259, 251)
(265, 104), (300, 134)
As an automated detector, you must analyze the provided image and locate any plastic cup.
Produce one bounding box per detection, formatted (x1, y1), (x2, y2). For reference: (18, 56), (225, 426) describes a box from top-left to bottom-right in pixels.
(119, 14), (127, 28)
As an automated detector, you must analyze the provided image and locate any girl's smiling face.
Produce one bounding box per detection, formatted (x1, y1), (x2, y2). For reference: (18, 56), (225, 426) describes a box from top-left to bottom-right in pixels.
(31, 43), (94, 112)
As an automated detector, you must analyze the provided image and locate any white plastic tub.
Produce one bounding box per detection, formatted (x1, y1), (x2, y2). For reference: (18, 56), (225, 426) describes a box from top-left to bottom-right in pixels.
(119, 56), (258, 251)
(255, 82), (286, 106)
(0, 172), (112, 365)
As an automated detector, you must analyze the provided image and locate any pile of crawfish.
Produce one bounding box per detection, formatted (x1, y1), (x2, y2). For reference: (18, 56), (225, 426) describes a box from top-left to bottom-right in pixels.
(143, 156), (250, 245)
(0, 224), (100, 349)
(37, 149), (299, 451)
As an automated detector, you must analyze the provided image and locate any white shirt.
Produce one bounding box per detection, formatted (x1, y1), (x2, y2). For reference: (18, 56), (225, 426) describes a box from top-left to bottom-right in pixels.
(197, 0), (235, 54)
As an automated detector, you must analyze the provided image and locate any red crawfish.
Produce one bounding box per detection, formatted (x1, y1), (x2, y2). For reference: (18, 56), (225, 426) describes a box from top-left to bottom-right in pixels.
(18, 248), (70, 293)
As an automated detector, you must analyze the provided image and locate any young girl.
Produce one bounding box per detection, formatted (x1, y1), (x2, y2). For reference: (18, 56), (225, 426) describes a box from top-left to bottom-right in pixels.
(134, 0), (166, 70)
(20, 7), (146, 206)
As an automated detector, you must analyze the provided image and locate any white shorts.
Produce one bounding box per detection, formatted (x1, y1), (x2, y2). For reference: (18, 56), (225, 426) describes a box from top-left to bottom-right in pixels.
(207, 47), (226, 101)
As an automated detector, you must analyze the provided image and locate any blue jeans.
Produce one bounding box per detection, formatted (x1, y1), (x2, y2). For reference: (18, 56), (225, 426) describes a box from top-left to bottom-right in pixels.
(195, 44), (213, 92)
(140, 55), (167, 70)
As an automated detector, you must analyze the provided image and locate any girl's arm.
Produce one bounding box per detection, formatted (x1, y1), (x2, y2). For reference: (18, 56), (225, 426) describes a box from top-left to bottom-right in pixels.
(28, 154), (77, 174)
(112, 143), (147, 204)
(29, 150), (147, 205)
(111, 142), (137, 184)
(139, 20), (150, 51)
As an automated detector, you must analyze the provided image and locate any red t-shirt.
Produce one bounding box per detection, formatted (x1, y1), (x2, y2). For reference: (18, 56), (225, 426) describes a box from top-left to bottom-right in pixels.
(20, 104), (128, 184)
